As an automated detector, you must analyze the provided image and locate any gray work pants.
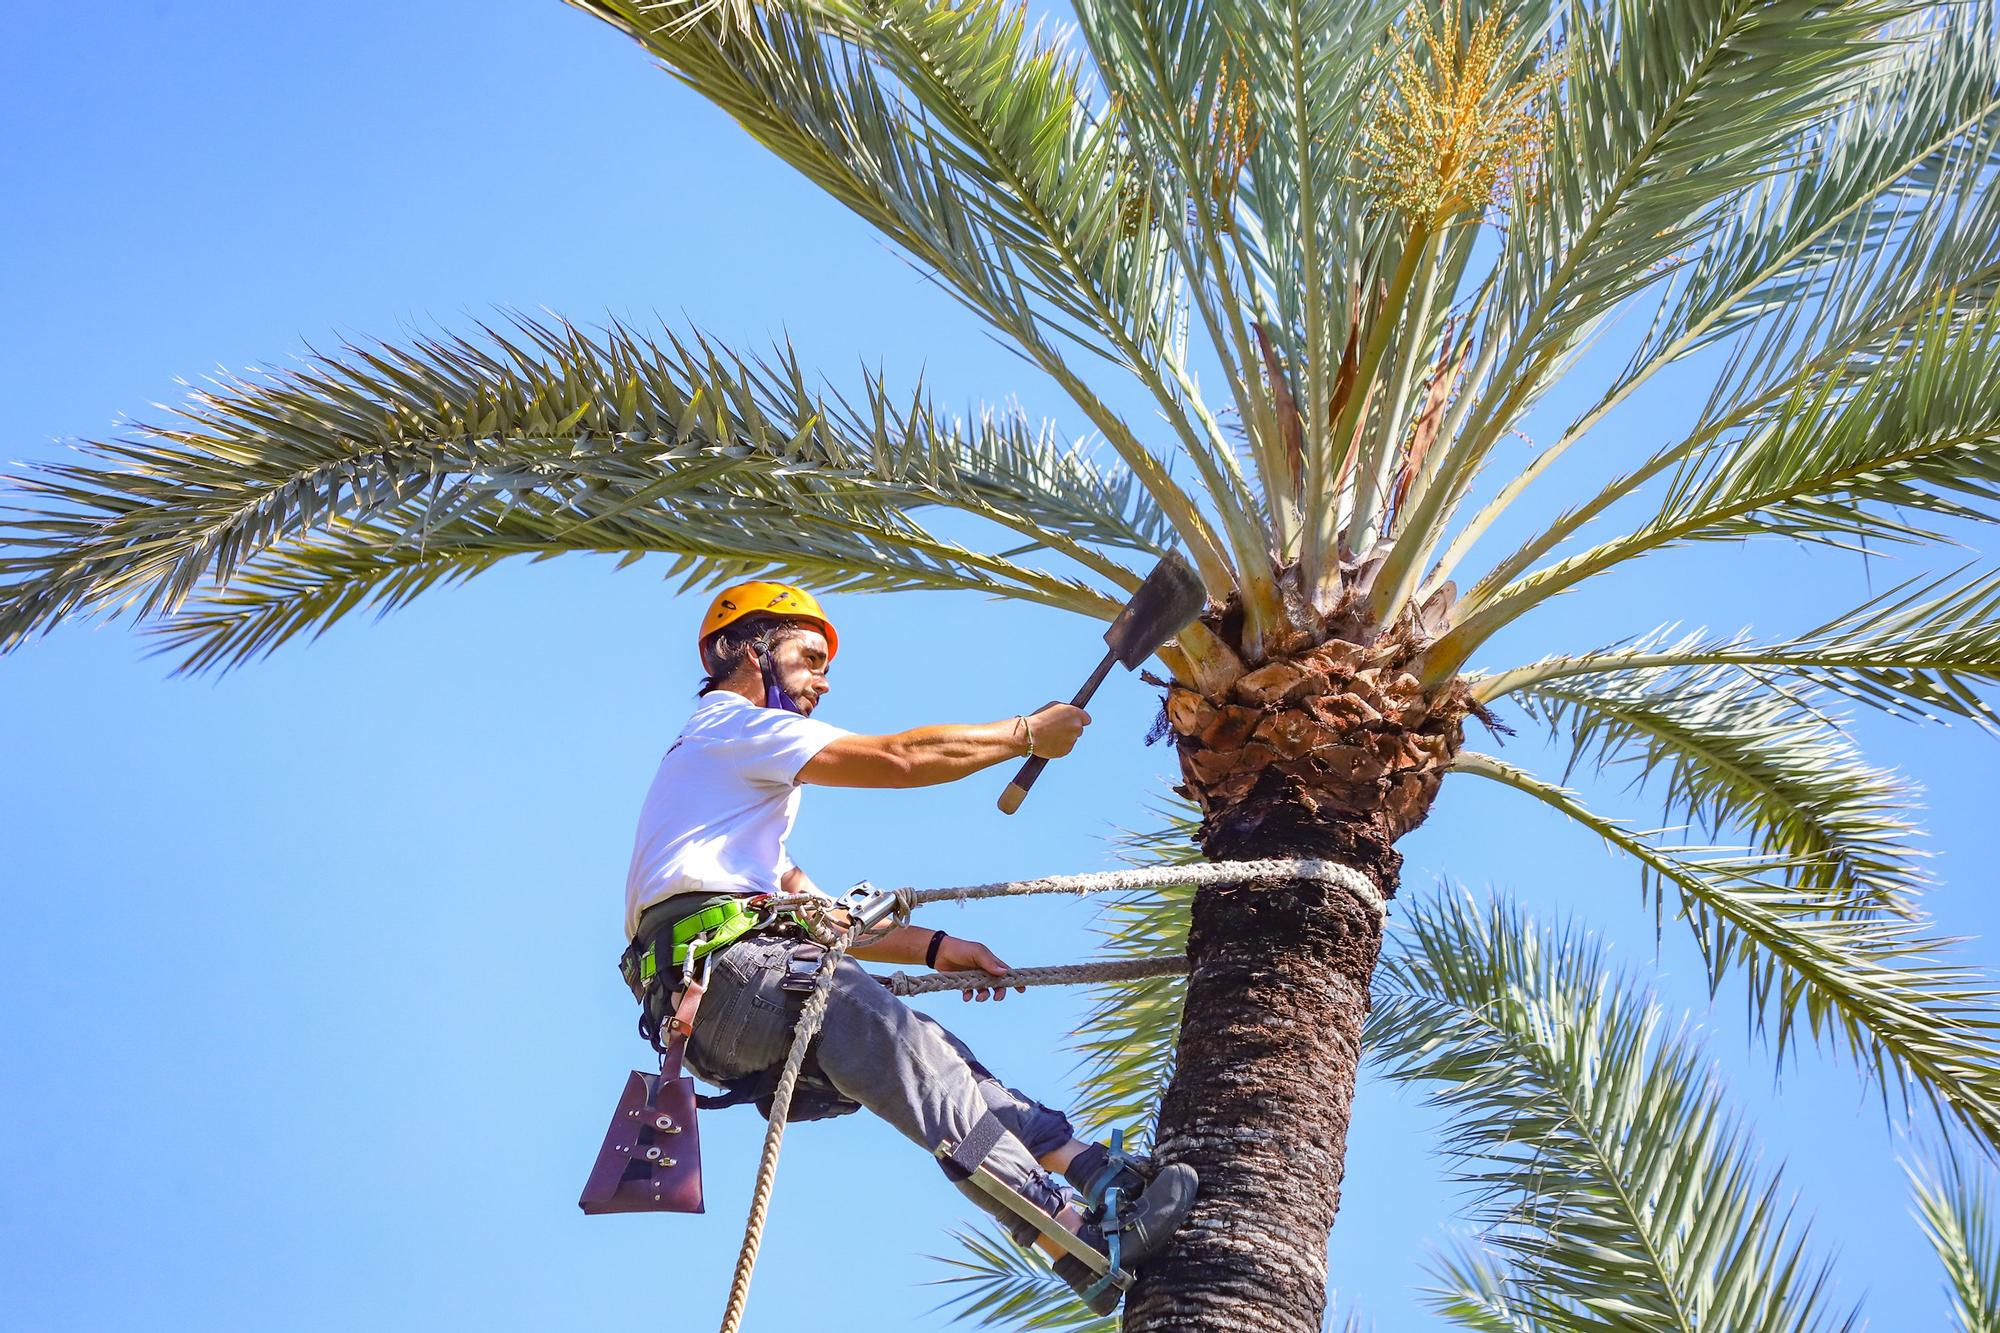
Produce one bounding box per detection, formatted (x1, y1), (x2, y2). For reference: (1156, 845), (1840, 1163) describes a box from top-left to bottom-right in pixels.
(683, 934), (1073, 1236)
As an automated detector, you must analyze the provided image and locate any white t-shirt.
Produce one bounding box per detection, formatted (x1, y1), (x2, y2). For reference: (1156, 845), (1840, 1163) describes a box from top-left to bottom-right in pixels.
(623, 690), (852, 936)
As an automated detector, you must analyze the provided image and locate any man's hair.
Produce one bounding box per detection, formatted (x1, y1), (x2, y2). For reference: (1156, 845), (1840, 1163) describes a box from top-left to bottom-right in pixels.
(698, 611), (812, 693)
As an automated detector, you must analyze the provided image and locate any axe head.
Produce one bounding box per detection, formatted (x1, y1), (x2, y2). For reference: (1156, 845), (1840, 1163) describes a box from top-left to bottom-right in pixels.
(1103, 553), (1207, 670)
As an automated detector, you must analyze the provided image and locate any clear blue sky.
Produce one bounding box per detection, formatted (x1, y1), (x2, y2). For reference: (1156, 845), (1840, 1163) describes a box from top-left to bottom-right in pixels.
(4, 5), (1995, 1330)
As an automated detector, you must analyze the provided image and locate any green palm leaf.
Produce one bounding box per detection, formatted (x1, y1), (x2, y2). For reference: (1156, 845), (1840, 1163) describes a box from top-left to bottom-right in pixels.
(929, 1222), (1375, 1331)
(1476, 566), (2000, 732)
(561, 0), (1248, 591)
(1617, 291), (2000, 552)
(1373, 889), (1861, 1333)
(1439, 285), (2000, 663)
(1647, 8), (2000, 363)
(1456, 751), (2000, 1150)
(1496, 0), (1924, 364)
(1067, 813), (1204, 1137)
(1508, 665), (1926, 908)
(1376, 0), (1937, 612)
(930, 810), (1199, 1330)
(1422, 1247), (1536, 1332)
(928, 1224), (1120, 1332)
(0, 317), (1175, 665)
(1913, 1151), (2000, 1332)
(1428, 9), (2000, 599)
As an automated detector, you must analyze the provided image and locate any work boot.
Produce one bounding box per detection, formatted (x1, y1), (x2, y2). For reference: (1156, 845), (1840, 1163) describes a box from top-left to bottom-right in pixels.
(1064, 1140), (1155, 1211)
(1083, 1161), (1199, 1268)
(1043, 1163), (1199, 1314)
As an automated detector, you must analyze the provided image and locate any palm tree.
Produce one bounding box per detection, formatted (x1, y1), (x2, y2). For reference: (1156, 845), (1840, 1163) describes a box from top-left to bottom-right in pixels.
(6, 0), (2000, 1327)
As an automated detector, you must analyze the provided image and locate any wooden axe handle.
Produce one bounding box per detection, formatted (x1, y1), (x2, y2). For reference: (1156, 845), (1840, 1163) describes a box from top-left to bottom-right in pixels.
(998, 651), (1117, 815)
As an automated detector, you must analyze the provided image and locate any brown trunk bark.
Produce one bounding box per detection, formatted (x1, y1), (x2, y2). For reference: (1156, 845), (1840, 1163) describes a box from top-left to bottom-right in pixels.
(1122, 813), (1399, 1333)
(1127, 576), (1468, 1326)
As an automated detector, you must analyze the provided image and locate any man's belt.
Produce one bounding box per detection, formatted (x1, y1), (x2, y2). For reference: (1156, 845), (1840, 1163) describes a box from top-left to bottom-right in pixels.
(634, 895), (767, 989)
(626, 883), (902, 998)
(652, 896), (760, 980)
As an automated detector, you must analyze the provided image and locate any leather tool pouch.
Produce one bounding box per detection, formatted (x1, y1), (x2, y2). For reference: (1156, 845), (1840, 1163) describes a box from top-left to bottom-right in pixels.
(578, 1053), (705, 1214)
(580, 969), (706, 1216)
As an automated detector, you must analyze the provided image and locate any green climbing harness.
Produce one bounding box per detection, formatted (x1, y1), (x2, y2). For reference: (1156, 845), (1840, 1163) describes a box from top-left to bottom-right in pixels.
(630, 895), (765, 989)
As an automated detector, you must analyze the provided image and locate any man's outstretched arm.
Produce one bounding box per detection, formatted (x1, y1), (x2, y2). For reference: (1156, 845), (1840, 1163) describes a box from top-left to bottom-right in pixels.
(799, 702), (1088, 789)
(848, 923), (1024, 1001)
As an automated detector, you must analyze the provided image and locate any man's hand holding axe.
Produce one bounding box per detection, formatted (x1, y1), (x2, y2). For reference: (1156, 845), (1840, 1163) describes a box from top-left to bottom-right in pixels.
(997, 553), (1206, 814)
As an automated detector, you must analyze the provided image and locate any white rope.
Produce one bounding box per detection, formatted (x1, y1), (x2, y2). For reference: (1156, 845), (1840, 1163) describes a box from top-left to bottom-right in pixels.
(895, 857), (1386, 917)
(883, 955), (1190, 996)
(715, 928), (851, 1333)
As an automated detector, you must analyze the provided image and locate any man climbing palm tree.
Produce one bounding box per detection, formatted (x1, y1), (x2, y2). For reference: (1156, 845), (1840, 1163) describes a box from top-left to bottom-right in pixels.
(620, 579), (1197, 1312)
(10, 0), (2000, 1326)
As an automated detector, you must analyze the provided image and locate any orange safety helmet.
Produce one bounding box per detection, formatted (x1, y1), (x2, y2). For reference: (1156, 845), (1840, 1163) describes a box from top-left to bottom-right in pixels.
(697, 582), (839, 666)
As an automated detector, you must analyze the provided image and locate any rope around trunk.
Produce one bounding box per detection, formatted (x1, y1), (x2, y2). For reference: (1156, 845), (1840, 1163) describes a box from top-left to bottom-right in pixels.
(896, 856), (1385, 916)
(710, 856), (1382, 1333)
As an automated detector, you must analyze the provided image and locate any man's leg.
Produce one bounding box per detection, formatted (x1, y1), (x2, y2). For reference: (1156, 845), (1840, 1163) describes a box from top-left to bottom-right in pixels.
(809, 955), (1074, 1243)
(683, 936), (1072, 1243)
(904, 1010), (1086, 1166)
(683, 935), (1194, 1300)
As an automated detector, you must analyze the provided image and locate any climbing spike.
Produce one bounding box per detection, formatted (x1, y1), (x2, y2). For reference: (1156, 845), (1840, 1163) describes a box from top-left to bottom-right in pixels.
(933, 1142), (1134, 1289)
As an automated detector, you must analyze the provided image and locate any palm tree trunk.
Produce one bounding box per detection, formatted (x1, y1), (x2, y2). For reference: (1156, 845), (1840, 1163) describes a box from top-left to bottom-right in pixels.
(1123, 814), (1398, 1333)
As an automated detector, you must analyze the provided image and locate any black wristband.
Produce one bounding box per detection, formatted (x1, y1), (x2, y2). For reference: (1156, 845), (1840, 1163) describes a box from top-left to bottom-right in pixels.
(925, 929), (949, 970)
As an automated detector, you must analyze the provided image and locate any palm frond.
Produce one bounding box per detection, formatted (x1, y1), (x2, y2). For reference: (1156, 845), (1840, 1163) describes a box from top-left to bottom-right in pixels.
(1439, 285), (2000, 665)
(1453, 751), (2000, 1152)
(1063, 0), (1406, 572)
(141, 493), (1066, 676)
(1645, 7), (2000, 365)
(1372, 890), (1861, 1333)
(928, 1224), (1118, 1332)
(1429, 9), (2000, 595)
(561, 0), (1246, 593)
(929, 801), (1194, 1332)
(1477, 566), (2000, 731)
(1913, 1151), (2000, 1333)
(1499, 0), (1925, 362)
(815, 0), (1270, 540)
(1203, 0), (1403, 517)
(570, 0), (1164, 373)
(1422, 1245), (1538, 1332)
(1067, 808), (1204, 1138)
(1632, 289), (2000, 552)
(1509, 665), (1927, 909)
(0, 317), (1165, 665)
(1376, 0), (1935, 617)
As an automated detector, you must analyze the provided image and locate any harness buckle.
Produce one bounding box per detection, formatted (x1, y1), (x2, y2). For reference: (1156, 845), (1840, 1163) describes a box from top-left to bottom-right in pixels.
(780, 944), (826, 994)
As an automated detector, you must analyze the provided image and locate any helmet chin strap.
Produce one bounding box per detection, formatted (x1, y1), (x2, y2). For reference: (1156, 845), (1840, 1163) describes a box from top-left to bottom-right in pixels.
(757, 646), (807, 715)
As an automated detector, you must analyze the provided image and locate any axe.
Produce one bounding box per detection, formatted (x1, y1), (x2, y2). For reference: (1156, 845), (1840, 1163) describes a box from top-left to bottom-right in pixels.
(998, 553), (1207, 815)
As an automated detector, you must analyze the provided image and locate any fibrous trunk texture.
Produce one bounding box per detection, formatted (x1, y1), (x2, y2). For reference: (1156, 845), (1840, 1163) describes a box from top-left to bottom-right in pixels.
(1125, 584), (1471, 1331)
(1124, 820), (1398, 1333)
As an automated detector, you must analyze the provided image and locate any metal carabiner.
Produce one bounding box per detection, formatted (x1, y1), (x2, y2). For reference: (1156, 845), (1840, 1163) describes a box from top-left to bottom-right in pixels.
(681, 932), (713, 990)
